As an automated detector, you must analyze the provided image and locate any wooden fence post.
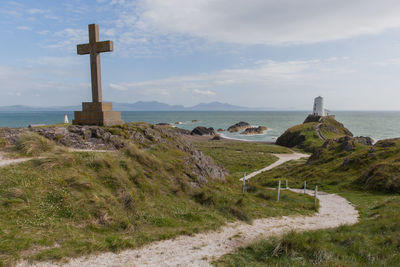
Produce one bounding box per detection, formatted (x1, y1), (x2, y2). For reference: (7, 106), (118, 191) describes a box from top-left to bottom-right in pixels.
(242, 172), (246, 193)
(314, 185), (318, 210)
(277, 180), (281, 202)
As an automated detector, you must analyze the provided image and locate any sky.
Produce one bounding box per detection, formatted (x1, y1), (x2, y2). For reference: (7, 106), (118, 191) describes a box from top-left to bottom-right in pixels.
(1, 0), (400, 110)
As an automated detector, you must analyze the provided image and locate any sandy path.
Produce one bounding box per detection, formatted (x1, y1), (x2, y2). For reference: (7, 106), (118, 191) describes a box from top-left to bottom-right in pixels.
(243, 152), (309, 181)
(0, 152), (34, 167)
(19, 152), (359, 267)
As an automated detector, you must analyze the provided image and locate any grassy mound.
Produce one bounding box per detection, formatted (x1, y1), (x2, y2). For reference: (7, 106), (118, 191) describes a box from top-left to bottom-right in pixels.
(276, 116), (352, 152)
(0, 126), (315, 265)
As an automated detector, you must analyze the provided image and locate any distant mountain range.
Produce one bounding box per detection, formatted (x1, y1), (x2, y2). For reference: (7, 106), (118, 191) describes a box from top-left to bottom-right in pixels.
(0, 101), (273, 111)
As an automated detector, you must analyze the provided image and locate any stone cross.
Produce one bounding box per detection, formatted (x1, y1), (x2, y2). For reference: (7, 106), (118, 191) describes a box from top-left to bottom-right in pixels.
(77, 24), (113, 103)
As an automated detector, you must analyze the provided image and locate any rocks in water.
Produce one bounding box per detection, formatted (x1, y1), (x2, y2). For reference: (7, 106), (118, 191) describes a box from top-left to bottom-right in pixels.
(227, 122), (251, 132)
(240, 126), (267, 135)
(190, 126), (216, 136)
(192, 120), (198, 123)
(156, 123), (170, 126)
(175, 122), (182, 125)
(217, 128), (224, 132)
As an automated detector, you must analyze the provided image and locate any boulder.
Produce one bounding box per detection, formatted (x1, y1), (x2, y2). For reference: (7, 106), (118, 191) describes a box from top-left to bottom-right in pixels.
(190, 126), (216, 136)
(211, 135), (221, 141)
(227, 122), (251, 132)
(217, 128), (224, 132)
(241, 126), (267, 135)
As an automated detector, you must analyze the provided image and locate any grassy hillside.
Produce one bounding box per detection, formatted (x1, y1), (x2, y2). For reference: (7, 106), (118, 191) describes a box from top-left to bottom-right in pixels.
(276, 116), (352, 152)
(214, 135), (400, 266)
(192, 139), (292, 178)
(0, 125), (315, 265)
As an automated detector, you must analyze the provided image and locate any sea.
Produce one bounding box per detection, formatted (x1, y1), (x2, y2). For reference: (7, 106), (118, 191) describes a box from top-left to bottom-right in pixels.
(0, 111), (399, 142)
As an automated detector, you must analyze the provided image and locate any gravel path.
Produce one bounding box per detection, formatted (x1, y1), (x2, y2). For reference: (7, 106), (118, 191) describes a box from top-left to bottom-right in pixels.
(18, 152), (359, 267)
(243, 152), (309, 181)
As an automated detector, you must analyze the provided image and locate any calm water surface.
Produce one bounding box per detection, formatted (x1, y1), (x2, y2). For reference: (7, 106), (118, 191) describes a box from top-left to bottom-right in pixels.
(0, 111), (399, 142)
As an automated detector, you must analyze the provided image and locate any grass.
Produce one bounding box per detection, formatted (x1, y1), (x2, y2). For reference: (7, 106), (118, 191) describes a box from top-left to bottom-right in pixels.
(14, 132), (57, 156)
(214, 133), (400, 266)
(214, 190), (400, 266)
(0, 128), (315, 265)
(192, 139), (292, 178)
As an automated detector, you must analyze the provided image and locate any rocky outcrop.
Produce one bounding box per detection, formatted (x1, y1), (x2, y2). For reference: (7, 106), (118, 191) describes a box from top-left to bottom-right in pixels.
(217, 128), (224, 132)
(211, 135), (222, 140)
(227, 122), (251, 133)
(303, 115), (322, 123)
(240, 126), (267, 135)
(276, 131), (306, 148)
(190, 126), (216, 136)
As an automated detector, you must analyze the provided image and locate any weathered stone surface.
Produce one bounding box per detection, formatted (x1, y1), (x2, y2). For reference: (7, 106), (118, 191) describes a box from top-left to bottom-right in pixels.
(227, 121), (251, 132)
(217, 128), (224, 132)
(241, 126), (267, 135)
(73, 102), (124, 126)
(190, 126), (216, 136)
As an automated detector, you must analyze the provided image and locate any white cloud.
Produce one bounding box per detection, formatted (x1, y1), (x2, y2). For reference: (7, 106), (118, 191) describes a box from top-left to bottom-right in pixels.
(105, 58), (357, 106)
(193, 89), (215, 96)
(17, 26), (31, 31)
(109, 83), (128, 91)
(27, 8), (48, 14)
(137, 0), (400, 45)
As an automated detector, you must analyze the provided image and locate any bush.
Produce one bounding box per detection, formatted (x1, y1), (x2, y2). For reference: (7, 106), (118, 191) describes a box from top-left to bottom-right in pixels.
(15, 132), (55, 156)
(0, 138), (6, 148)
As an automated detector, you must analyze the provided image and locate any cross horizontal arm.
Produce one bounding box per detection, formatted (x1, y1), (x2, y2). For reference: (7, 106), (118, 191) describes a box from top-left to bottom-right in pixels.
(95, 40), (114, 53)
(77, 43), (90, 55)
(77, 41), (114, 55)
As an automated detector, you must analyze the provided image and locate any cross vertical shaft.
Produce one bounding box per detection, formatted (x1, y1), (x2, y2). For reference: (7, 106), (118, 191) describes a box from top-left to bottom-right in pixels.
(77, 24), (114, 103)
(89, 24), (102, 102)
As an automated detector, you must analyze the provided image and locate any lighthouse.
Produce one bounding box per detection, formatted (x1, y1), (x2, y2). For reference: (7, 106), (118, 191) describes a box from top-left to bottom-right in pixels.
(312, 96), (326, 117)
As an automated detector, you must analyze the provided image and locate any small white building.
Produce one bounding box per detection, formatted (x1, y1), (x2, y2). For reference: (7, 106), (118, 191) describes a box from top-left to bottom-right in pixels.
(312, 96), (326, 116)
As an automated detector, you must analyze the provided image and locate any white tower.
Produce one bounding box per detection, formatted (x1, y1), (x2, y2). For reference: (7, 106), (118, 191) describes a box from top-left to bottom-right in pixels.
(312, 96), (326, 116)
(64, 114), (69, 124)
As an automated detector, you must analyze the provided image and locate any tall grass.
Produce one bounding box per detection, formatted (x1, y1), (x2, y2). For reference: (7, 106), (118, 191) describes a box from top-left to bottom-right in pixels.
(15, 132), (55, 156)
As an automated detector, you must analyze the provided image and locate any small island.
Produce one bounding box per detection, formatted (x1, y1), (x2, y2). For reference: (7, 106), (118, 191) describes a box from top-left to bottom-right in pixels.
(227, 121), (251, 132)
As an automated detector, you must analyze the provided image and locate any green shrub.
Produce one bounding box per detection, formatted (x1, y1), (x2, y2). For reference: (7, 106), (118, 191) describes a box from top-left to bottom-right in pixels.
(0, 137), (6, 148)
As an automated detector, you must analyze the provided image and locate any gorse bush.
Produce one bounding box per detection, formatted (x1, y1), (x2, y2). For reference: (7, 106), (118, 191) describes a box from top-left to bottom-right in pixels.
(15, 132), (55, 156)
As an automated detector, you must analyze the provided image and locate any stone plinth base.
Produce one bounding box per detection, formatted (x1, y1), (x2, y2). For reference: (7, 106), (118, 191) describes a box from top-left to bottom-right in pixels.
(73, 102), (124, 126)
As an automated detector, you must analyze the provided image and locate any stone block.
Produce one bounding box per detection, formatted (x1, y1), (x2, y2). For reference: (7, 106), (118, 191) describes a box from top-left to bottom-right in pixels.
(72, 102), (124, 126)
